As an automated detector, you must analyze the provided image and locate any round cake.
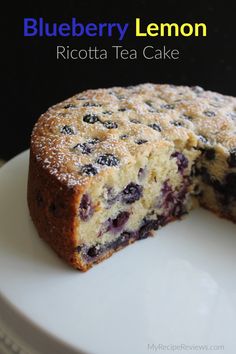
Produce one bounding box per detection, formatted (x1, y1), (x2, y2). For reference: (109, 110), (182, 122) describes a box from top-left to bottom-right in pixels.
(27, 83), (236, 271)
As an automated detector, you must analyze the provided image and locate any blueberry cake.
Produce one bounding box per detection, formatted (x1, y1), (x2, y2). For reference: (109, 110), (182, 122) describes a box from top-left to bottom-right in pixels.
(27, 84), (236, 271)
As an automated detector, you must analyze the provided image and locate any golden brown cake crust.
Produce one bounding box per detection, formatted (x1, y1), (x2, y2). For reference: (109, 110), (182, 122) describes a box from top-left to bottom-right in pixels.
(27, 151), (86, 270)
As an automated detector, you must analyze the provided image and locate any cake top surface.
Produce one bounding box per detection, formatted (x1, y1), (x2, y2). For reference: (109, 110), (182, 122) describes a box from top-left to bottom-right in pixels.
(31, 83), (236, 187)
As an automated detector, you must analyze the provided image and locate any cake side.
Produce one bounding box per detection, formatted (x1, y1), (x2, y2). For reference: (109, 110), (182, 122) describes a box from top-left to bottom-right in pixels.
(27, 150), (87, 270)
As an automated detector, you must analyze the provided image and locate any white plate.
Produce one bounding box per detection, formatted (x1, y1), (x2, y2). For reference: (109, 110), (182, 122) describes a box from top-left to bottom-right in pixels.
(0, 151), (236, 354)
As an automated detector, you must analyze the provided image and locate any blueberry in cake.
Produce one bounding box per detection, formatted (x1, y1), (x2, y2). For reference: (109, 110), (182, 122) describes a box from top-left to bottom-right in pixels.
(27, 84), (236, 271)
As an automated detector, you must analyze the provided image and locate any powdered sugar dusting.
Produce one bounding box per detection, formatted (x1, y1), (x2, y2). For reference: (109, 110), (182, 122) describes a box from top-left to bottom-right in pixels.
(31, 83), (236, 187)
